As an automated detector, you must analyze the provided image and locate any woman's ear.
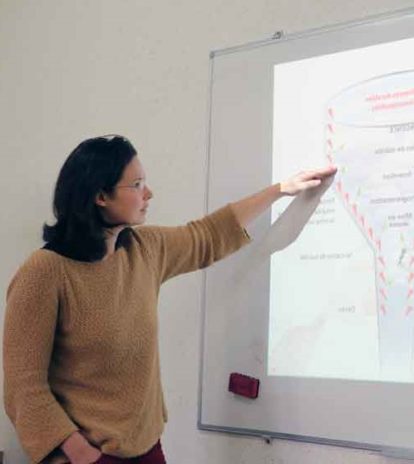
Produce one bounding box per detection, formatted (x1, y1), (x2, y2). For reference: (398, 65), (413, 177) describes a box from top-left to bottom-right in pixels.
(95, 191), (108, 207)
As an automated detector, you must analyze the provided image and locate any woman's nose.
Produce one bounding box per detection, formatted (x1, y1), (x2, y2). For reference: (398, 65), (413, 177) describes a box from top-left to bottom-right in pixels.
(145, 186), (153, 200)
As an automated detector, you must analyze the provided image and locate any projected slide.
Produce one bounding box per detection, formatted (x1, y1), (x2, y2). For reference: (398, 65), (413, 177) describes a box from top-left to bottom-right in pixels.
(268, 38), (414, 383)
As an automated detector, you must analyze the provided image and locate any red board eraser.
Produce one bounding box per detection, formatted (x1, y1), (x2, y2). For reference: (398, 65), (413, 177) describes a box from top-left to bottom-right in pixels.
(228, 372), (260, 399)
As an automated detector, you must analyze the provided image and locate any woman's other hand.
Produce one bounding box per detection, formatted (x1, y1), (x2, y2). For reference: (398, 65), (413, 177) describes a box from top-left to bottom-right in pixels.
(60, 431), (103, 464)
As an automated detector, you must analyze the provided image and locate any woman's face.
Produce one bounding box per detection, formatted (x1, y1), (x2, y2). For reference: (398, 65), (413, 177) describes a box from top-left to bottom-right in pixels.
(96, 155), (153, 226)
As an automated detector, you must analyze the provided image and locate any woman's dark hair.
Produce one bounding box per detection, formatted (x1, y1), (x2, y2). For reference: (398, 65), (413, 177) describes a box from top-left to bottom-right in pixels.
(42, 135), (138, 262)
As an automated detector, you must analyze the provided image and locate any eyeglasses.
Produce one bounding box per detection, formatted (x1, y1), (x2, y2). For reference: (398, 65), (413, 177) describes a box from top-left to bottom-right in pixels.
(115, 179), (147, 192)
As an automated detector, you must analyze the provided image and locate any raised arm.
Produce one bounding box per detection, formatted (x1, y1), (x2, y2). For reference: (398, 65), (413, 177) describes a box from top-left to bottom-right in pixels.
(132, 203), (252, 284)
(132, 166), (336, 285)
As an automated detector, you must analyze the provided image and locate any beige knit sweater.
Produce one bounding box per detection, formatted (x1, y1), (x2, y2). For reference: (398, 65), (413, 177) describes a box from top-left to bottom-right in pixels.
(2, 203), (251, 464)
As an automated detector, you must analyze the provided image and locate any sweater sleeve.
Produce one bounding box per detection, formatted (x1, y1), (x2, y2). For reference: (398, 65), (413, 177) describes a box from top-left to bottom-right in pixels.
(2, 252), (79, 463)
(132, 203), (252, 284)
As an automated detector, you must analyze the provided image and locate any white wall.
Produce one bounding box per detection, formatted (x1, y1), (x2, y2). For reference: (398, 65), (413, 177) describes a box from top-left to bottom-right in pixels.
(1, 1), (414, 463)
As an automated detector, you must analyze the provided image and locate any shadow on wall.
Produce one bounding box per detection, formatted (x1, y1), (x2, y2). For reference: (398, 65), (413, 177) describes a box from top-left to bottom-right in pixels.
(233, 175), (335, 286)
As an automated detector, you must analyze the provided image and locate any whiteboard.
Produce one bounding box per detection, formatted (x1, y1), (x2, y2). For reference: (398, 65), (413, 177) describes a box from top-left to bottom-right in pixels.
(198, 8), (414, 456)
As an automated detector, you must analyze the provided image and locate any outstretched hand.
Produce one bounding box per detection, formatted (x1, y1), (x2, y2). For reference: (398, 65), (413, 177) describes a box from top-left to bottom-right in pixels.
(280, 165), (337, 196)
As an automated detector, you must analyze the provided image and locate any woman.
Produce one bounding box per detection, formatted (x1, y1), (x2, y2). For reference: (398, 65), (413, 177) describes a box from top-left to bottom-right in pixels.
(2, 135), (336, 464)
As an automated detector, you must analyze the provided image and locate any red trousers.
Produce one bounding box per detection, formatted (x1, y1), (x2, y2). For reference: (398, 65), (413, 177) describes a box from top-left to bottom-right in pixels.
(94, 440), (166, 464)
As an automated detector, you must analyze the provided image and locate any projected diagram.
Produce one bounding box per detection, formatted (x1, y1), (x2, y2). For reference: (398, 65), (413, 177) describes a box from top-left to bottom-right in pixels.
(326, 70), (414, 381)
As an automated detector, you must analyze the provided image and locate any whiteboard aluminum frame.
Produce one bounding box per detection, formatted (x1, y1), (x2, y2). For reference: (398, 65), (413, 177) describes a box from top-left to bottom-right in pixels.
(197, 6), (414, 459)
